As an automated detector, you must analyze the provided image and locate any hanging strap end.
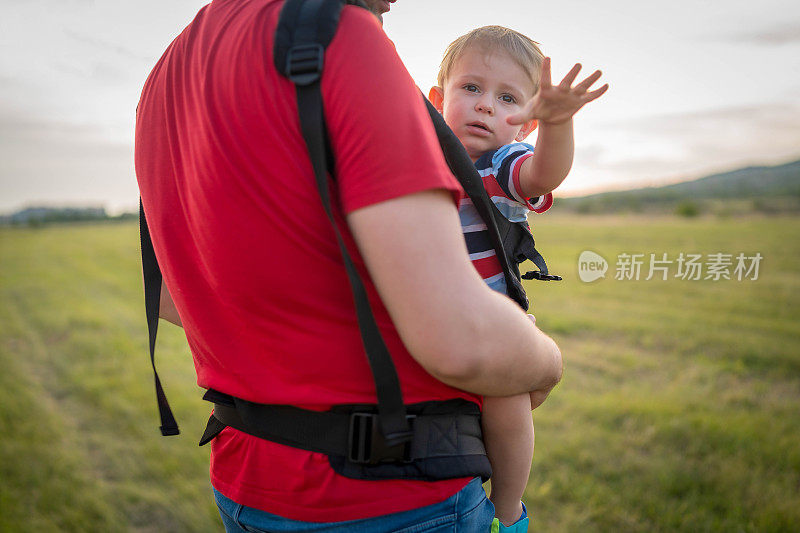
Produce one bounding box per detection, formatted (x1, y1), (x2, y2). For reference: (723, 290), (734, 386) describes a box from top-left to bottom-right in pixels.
(160, 424), (180, 437)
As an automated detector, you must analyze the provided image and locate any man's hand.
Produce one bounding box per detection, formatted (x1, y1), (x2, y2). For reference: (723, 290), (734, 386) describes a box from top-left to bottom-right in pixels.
(526, 313), (561, 409)
(159, 280), (183, 327)
(508, 57), (608, 126)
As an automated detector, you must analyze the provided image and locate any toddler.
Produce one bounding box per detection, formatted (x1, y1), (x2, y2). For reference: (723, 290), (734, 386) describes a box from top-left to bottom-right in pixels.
(429, 26), (607, 530)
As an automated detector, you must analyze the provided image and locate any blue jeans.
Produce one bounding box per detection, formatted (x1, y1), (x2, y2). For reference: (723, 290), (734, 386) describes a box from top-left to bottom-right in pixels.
(213, 477), (494, 532)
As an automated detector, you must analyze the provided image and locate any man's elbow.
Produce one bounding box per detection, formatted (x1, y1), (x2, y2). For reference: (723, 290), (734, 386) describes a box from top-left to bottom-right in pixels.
(406, 317), (496, 390)
(410, 317), (563, 396)
(529, 332), (563, 391)
(419, 348), (485, 389)
(543, 341), (563, 389)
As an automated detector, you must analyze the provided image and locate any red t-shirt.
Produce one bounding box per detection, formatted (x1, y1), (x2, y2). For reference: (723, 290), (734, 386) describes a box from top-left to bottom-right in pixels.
(135, 0), (480, 522)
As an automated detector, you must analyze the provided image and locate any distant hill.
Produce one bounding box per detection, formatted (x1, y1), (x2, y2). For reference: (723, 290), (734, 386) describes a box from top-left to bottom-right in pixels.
(0, 206), (137, 226)
(559, 159), (800, 215)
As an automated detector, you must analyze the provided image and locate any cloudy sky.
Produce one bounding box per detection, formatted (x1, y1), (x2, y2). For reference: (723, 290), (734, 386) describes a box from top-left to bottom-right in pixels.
(1, 0), (798, 213)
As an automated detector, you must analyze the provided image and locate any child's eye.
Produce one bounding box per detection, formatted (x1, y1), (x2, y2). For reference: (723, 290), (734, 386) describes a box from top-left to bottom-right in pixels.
(463, 84), (479, 93)
(500, 94), (516, 104)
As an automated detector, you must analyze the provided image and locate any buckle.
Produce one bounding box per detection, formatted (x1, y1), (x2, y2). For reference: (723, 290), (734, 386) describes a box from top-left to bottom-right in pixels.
(348, 413), (416, 465)
(285, 43), (325, 86)
(522, 270), (562, 281)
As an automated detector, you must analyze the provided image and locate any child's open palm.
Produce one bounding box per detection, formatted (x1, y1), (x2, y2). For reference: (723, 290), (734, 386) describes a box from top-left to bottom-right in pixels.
(508, 57), (608, 126)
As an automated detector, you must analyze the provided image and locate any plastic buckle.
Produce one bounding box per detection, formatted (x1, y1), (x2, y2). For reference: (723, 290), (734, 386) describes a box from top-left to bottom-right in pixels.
(348, 413), (415, 465)
(522, 271), (563, 282)
(285, 43), (325, 86)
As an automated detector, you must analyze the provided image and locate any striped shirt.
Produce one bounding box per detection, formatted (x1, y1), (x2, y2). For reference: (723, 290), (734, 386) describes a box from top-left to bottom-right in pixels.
(459, 142), (553, 295)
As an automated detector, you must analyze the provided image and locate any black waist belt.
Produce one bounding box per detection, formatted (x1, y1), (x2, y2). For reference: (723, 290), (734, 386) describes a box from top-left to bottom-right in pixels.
(200, 389), (492, 482)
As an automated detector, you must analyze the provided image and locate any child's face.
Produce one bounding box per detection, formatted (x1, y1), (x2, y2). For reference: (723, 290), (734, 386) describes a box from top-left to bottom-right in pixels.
(432, 47), (536, 161)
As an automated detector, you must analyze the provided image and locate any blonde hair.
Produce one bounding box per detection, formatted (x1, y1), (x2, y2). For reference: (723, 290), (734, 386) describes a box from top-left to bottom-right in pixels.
(437, 26), (544, 94)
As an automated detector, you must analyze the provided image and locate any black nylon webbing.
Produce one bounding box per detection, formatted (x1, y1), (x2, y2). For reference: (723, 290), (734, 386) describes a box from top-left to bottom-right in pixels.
(294, 85), (411, 446)
(422, 97), (529, 308)
(203, 391), (486, 461)
(139, 200), (179, 436)
(286, 0), (411, 446)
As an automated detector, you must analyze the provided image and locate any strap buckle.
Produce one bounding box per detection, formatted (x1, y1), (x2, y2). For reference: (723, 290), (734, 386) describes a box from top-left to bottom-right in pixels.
(285, 43), (324, 85)
(522, 270), (563, 281)
(348, 413), (416, 465)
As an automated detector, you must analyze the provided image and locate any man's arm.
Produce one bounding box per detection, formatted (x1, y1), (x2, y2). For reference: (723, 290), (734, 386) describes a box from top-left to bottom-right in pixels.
(347, 189), (562, 397)
(159, 279), (182, 327)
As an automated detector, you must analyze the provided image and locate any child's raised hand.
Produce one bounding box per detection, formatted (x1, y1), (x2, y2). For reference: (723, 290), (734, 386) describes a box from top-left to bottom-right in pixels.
(507, 57), (608, 126)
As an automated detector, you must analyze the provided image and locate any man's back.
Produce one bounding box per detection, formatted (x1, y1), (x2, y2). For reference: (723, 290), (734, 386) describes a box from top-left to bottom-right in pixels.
(135, 0), (477, 521)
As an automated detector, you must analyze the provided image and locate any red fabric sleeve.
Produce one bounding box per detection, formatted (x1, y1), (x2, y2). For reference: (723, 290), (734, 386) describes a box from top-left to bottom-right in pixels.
(321, 8), (461, 213)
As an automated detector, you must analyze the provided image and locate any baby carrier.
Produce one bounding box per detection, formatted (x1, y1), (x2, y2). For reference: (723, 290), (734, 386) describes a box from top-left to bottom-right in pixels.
(138, 0), (559, 482)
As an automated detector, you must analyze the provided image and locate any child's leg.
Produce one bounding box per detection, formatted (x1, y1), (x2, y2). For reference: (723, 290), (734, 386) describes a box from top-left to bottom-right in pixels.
(482, 393), (534, 526)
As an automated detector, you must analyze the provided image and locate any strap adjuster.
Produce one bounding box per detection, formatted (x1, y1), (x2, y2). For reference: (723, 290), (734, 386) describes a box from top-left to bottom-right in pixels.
(522, 270), (563, 281)
(285, 43), (324, 85)
(348, 413), (415, 465)
(159, 424), (180, 436)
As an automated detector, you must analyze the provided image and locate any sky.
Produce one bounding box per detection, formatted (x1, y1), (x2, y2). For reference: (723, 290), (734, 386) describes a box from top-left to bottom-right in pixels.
(1, 0), (799, 213)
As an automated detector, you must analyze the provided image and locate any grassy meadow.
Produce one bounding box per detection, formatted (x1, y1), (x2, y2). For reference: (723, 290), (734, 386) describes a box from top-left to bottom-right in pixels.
(1, 214), (798, 531)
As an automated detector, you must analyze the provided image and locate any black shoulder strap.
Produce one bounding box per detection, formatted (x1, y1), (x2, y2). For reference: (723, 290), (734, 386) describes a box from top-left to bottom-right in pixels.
(275, 0), (412, 447)
(139, 200), (179, 436)
(422, 98), (532, 308)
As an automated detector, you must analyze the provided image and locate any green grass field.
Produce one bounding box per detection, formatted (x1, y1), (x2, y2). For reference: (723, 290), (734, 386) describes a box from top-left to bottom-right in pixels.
(1, 215), (798, 532)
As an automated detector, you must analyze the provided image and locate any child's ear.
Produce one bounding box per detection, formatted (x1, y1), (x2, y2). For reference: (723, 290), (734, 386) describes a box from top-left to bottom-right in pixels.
(428, 86), (444, 113)
(515, 119), (538, 142)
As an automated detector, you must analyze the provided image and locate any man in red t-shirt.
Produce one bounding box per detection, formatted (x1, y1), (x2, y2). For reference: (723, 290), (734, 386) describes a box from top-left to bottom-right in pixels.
(135, 0), (561, 530)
